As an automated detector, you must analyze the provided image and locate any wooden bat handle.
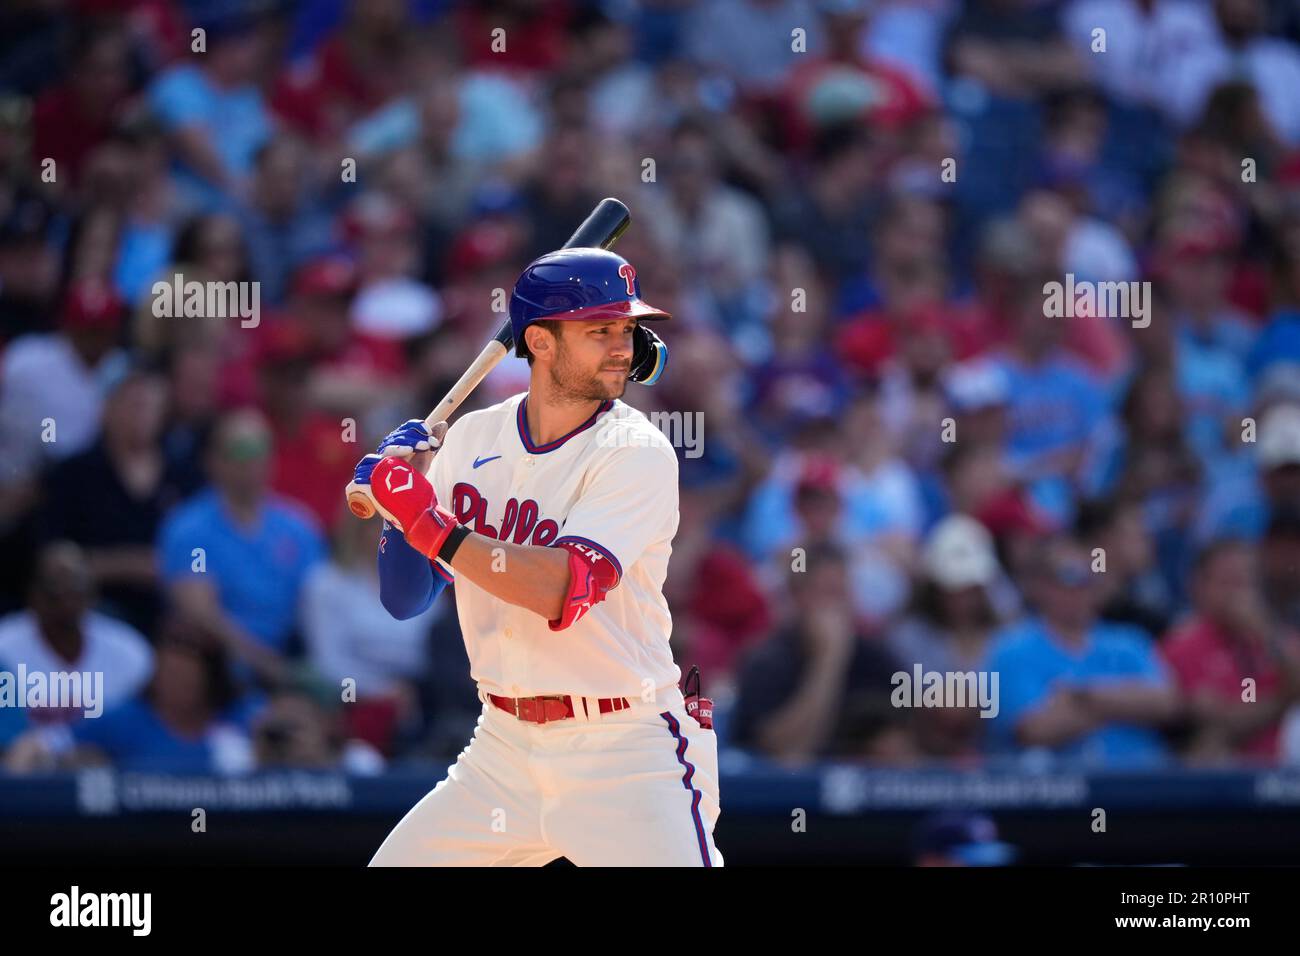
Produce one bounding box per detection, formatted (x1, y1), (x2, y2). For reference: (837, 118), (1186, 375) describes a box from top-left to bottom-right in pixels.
(345, 484), (378, 520)
(342, 341), (510, 519)
(422, 338), (510, 431)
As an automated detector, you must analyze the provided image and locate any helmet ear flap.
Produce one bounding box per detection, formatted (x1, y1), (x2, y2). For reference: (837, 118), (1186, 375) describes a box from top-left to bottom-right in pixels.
(629, 324), (668, 385)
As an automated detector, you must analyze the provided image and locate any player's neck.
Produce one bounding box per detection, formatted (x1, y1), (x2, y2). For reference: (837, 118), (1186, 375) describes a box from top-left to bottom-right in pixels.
(523, 383), (605, 448)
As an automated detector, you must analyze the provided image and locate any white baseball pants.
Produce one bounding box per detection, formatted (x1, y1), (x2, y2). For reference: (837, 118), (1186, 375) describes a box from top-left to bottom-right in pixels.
(369, 685), (723, 867)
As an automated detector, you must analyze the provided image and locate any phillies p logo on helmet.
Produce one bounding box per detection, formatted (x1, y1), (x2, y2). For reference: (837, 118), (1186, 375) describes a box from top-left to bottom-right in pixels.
(618, 262), (636, 295)
(507, 248), (671, 359)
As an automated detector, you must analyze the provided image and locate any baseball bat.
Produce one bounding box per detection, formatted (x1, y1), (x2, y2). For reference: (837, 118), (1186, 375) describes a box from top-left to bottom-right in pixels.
(345, 197), (632, 519)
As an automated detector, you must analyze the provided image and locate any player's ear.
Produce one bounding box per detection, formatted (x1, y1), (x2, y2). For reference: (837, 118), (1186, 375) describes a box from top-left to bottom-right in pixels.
(525, 323), (553, 361)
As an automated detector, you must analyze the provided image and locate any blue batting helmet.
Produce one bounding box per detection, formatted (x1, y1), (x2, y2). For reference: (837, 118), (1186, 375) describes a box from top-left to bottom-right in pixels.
(508, 248), (670, 359)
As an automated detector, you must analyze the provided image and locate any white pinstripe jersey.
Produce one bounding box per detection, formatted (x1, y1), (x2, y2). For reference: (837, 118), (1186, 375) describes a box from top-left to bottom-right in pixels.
(426, 392), (681, 699)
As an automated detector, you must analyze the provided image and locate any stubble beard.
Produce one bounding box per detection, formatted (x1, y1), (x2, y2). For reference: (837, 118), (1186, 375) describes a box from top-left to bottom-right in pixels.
(548, 340), (627, 404)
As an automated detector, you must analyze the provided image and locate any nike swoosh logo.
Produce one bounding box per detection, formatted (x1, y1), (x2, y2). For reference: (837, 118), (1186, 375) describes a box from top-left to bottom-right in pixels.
(473, 455), (502, 469)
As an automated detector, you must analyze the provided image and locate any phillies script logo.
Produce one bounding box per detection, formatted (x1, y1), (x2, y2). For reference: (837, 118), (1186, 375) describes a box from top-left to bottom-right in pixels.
(451, 482), (560, 545)
(618, 262), (636, 295)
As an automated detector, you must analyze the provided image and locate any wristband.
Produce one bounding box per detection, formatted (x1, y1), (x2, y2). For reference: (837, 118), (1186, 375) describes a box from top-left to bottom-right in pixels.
(404, 501), (462, 559)
(437, 524), (472, 564)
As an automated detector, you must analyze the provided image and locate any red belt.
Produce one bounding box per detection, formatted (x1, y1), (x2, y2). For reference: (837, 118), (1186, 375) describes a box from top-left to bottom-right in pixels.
(488, 693), (631, 725)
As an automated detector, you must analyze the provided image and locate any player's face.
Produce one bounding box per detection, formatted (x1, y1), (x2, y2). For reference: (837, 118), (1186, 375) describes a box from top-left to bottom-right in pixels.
(548, 318), (635, 402)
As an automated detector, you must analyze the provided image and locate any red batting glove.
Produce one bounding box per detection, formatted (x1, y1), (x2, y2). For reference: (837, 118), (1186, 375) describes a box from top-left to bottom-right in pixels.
(369, 457), (462, 559)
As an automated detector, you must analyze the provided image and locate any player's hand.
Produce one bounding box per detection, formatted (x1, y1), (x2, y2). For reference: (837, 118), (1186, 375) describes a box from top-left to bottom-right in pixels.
(369, 457), (433, 528)
(351, 452), (408, 529)
(369, 457), (462, 558)
(377, 419), (448, 478)
(378, 419), (446, 458)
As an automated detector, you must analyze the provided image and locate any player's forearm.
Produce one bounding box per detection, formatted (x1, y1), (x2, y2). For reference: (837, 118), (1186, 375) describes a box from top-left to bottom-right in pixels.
(377, 525), (444, 620)
(447, 533), (570, 623)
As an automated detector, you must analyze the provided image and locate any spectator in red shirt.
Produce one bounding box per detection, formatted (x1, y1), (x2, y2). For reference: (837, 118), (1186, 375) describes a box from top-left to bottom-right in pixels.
(71, 0), (190, 69)
(344, 192), (440, 350)
(255, 322), (356, 534)
(875, 302), (959, 473)
(780, 0), (931, 155)
(454, 0), (574, 76)
(836, 196), (986, 378)
(31, 23), (133, 194)
(665, 490), (772, 686)
(1162, 538), (1300, 764)
(217, 254), (402, 421)
(940, 440), (1054, 582)
(289, 256), (405, 413)
(272, 0), (417, 144)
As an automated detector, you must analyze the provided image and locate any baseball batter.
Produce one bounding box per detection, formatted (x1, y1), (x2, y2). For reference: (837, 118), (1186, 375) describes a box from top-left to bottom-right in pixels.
(357, 249), (722, 866)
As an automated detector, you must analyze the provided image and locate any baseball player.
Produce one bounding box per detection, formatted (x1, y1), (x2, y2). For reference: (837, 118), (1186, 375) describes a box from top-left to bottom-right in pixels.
(358, 248), (722, 866)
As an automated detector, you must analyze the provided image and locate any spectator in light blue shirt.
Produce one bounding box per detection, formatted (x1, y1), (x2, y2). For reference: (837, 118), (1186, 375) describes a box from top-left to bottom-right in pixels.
(1247, 309), (1300, 380)
(983, 535), (1180, 768)
(158, 410), (324, 688)
(147, 10), (274, 211)
(1174, 325), (1251, 470)
(993, 281), (1111, 526)
(1197, 401), (1300, 544)
(344, 65), (544, 168)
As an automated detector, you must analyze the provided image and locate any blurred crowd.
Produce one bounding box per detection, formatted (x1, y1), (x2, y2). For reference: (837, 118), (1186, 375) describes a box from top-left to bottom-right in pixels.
(3, 0), (1300, 777)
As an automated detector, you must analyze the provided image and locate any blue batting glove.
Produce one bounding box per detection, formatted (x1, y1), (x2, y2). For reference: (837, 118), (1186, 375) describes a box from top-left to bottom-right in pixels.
(353, 453), (384, 487)
(377, 419), (446, 458)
